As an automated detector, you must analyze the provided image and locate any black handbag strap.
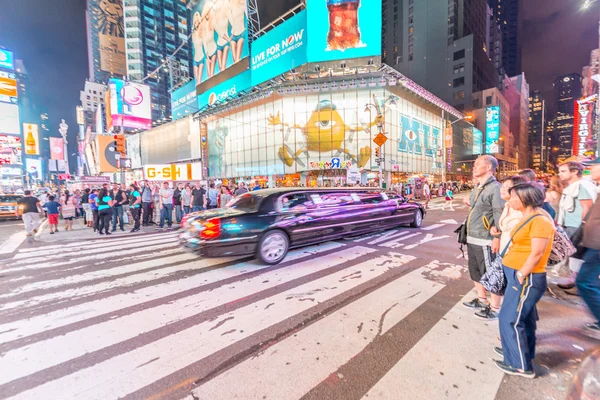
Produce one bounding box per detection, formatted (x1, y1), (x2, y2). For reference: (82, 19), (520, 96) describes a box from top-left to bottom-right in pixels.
(499, 214), (542, 258)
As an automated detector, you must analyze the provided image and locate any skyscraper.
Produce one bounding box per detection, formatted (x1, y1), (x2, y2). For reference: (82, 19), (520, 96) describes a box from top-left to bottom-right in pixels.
(487, 0), (522, 77)
(528, 90), (546, 171)
(123, 0), (193, 122)
(554, 73), (582, 161)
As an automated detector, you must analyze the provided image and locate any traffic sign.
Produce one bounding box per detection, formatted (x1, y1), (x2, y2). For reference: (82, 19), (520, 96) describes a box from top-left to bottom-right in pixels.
(373, 132), (387, 147)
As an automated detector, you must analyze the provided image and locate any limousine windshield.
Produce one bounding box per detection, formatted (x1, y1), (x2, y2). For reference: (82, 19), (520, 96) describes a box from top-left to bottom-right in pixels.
(225, 193), (264, 212)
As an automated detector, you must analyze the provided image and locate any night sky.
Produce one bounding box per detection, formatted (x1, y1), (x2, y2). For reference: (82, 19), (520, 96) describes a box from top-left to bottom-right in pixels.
(0, 0), (597, 154)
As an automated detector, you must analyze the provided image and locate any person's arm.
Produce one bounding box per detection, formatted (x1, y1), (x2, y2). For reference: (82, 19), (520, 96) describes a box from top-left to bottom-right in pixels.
(121, 192), (127, 203)
(581, 199), (593, 222)
(517, 237), (550, 284)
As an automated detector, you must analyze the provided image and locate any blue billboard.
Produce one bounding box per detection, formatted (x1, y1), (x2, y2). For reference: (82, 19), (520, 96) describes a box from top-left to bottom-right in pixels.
(171, 81), (197, 120)
(485, 106), (500, 154)
(306, 0), (382, 63)
(0, 49), (14, 70)
(251, 11), (308, 86)
(473, 127), (483, 154)
(197, 70), (252, 110)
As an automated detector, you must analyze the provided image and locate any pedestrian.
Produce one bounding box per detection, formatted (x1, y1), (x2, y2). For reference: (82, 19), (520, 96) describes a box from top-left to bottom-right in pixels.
(545, 176), (563, 220)
(73, 189), (83, 219)
(234, 181), (248, 196)
(476, 175), (526, 320)
(174, 183), (184, 223)
(128, 183), (142, 233)
(495, 182), (555, 378)
(575, 157), (600, 339)
(557, 161), (598, 292)
(81, 188), (91, 226)
(16, 190), (43, 237)
(44, 195), (61, 234)
(96, 187), (114, 235)
(140, 180), (154, 226)
(110, 183), (127, 232)
(252, 180), (261, 191)
(152, 184), (161, 223)
(61, 190), (77, 231)
(181, 184), (193, 215)
(219, 186), (232, 208)
(207, 183), (219, 209)
(441, 186), (455, 211)
(463, 155), (505, 311)
(191, 181), (207, 212)
(423, 181), (431, 209)
(519, 169), (556, 220)
(158, 181), (174, 230)
(89, 188), (99, 232)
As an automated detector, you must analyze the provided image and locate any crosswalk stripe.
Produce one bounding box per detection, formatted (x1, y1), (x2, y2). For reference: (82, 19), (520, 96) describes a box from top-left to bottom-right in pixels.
(0, 242), (345, 345)
(421, 223), (445, 231)
(379, 233), (421, 248)
(0, 231), (27, 255)
(5, 251), (413, 400)
(368, 230), (410, 245)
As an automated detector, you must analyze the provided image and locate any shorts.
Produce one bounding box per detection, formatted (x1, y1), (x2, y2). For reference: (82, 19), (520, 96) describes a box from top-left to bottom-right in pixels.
(64, 217), (74, 221)
(231, 33), (244, 42)
(445, 197), (452, 201)
(48, 214), (59, 224)
(194, 59), (204, 67)
(467, 243), (495, 282)
(217, 42), (229, 51)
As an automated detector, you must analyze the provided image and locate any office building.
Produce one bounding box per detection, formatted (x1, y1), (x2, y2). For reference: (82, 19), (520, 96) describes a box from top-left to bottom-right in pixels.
(507, 73), (530, 169)
(554, 73), (582, 160)
(487, 0), (522, 77)
(528, 90), (547, 171)
(486, 3), (504, 88)
(79, 80), (106, 133)
(123, 0), (193, 122)
(383, 0), (499, 111)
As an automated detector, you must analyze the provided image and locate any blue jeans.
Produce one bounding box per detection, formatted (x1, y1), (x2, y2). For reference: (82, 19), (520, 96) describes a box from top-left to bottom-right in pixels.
(160, 204), (173, 228)
(192, 205), (204, 212)
(576, 249), (600, 323)
(183, 206), (191, 215)
(499, 266), (546, 372)
(175, 205), (183, 223)
(112, 206), (124, 230)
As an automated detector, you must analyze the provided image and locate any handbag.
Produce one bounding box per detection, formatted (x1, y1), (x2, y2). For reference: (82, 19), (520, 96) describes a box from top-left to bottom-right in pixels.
(480, 214), (541, 296)
(547, 224), (577, 266)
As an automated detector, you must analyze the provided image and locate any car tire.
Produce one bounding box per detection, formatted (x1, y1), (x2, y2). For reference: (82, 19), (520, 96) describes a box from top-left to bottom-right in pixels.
(410, 210), (423, 228)
(257, 230), (289, 265)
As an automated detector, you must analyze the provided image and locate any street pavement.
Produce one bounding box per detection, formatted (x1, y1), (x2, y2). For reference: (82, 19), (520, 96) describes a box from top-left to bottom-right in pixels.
(0, 194), (597, 400)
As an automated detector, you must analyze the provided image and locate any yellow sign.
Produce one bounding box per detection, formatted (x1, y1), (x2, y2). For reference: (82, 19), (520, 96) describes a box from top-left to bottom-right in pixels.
(143, 163), (203, 181)
(23, 123), (40, 156)
(99, 34), (126, 76)
(373, 132), (388, 147)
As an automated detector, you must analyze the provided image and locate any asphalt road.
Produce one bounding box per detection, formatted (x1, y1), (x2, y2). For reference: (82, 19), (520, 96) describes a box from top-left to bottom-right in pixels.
(0, 195), (597, 400)
(0, 218), (25, 238)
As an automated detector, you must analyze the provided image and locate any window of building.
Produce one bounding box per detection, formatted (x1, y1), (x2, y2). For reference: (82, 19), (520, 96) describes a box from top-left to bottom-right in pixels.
(453, 65), (464, 74)
(453, 49), (465, 61)
(453, 77), (464, 88)
(486, 95), (492, 105)
(453, 91), (465, 100)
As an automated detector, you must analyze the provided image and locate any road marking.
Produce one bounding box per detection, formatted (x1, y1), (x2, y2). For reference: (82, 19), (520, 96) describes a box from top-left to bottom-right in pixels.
(439, 219), (459, 224)
(368, 230), (409, 245)
(0, 231), (27, 255)
(404, 234), (450, 250)
(421, 223), (445, 231)
(379, 233), (421, 248)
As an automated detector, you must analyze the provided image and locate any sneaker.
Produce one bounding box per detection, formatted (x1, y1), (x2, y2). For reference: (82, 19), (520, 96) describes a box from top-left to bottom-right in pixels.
(105, 232), (112, 235)
(111, 229), (117, 233)
(558, 282), (576, 290)
(50, 231), (54, 235)
(583, 322), (600, 339)
(120, 228), (125, 232)
(474, 306), (499, 321)
(99, 232), (104, 235)
(130, 228), (140, 233)
(493, 347), (503, 357)
(463, 298), (488, 310)
(493, 360), (535, 379)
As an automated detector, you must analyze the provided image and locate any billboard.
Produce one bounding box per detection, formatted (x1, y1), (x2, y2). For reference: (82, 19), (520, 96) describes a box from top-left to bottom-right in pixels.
(50, 137), (64, 160)
(197, 70), (251, 110)
(0, 74), (18, 104)
(143, 163), (203, 181)
(171, 80), (197, 120)
(251, 10), (307, 86)
(25, 159), (42, 181)
(109, 79), (152, 129)
(485, 106), (500, 154)
(0, 134), (22, 165)
(573, 96), (597, 157)
(0, 103), (20, 135)
(0, 49), (14, 70)
(97, 135), (119, 173)
(473, 127), (483, 154)
(91, 0), (126, 75)
(23, 123), (40, 156)
(191, 0), (250, 85)
(306, 0), (382, 63)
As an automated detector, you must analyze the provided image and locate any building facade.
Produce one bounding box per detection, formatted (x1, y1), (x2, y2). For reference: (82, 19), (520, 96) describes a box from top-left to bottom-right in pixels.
(554, 73), (583, 161)
(528, 90), (546, 171)
(79, 80), (106, 131)
(507, 73), (530, 169)
(487, 0), (522, 77)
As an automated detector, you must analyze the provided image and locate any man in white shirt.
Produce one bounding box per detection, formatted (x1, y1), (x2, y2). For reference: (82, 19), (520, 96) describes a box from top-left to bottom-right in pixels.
(158, 182), (174, 230)
(423, 181), (431, 209)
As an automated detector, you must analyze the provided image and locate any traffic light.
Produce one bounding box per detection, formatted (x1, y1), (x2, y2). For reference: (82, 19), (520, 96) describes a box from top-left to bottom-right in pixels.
(375, 147), (380, 158)
(114, 134), (126, 157)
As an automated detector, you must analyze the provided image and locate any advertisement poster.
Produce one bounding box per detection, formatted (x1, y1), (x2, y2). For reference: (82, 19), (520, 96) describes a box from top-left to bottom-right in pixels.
(91, 0), (126, 75)
(191, 0), (249, 85)
(197, 70), (251, 110)
(126, 133), (142, 169)
(0, 49), (14, 70)
(485, 106), (500, 154)
(0, 134), (22, 165)
(26, 159), (42, 180)
(0, 74), (18, 104)
(473, 127), (483, 154)
(23, 123), (40, 156)
(171, 80), (197, 120)
(143, 163), (203, 181)
(306, 0), (382, 63)
(50, 137), (64, 160)
(251, 11), (307, 85)
(573, 97), (597, 157)
(109, 79), (152, 130)
(97, 135), (119, 173)
(0, 103), (20, 135)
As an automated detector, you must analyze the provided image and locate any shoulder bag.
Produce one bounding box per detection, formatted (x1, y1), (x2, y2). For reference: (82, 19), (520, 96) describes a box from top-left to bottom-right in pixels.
(454, 180), (494, 252)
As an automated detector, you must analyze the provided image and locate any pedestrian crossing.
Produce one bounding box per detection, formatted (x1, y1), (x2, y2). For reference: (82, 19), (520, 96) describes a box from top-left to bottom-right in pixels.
(0, 227), (509, 400)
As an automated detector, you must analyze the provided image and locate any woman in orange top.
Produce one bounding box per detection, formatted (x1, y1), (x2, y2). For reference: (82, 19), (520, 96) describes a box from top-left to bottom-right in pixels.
(495, 183), (555, 378)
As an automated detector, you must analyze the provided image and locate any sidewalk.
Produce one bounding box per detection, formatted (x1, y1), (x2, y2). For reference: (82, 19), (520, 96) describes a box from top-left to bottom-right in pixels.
(35, 216), (181, 243)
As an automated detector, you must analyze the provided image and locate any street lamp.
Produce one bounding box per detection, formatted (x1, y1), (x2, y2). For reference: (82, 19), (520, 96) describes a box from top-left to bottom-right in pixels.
(58, 119), (69, 177)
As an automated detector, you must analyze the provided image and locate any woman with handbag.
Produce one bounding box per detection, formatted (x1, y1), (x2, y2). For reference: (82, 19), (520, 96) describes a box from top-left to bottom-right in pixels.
(495, 183), (555, 378)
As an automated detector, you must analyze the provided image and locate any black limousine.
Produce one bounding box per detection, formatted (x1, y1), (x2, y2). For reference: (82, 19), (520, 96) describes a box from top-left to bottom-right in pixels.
(179, 188), (426, 265)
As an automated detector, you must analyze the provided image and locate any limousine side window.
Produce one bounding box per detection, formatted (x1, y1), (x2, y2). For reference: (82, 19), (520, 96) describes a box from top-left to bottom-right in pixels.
(280, 193), (315, 211)
(357, 192), (385, 204)
(316, 192), (355, 208)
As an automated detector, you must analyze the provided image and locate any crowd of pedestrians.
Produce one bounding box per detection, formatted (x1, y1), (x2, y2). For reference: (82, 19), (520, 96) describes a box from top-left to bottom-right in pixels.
(459, 155), (600, 379)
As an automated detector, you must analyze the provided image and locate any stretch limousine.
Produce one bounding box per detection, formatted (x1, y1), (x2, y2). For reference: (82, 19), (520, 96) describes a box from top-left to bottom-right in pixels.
(179, 188), (426, 265)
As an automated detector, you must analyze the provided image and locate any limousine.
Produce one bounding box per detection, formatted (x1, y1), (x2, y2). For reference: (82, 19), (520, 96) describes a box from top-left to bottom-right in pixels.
(179, 188), (426, 265)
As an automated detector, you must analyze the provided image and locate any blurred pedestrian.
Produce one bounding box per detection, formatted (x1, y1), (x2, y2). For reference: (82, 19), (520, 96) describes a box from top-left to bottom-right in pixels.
(141, 180), (154, 226)
(158, 181), (173, 230)
(191, 181), (207, 212)
(174, 183), (184, 223)
(61, 190), (77, 231)
(44, 195), (61, 234)
(81, 188), (91, 226)
(545, 176), (563, 219)
(423, 181), (431, 209)
(16, 190), (42, 236)
(89, 188), (99, 231)
(219, 186), (232, 208)
(74, 189), (83, 219)
(96, 187), (114, 235)
(234, 182), (248, 196)
(441, 186), (455, 211)
(128, 183), (142, 233)
(519, 169), (555, 219)
(182, 184), (192, 215)
(110, 183), (127, 232)
(152, 184), (161, 223)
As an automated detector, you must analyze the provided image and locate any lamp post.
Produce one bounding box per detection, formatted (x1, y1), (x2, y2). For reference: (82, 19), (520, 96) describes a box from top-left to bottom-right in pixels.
(58, 119), (69, 177)
(364, 95), (386, 188)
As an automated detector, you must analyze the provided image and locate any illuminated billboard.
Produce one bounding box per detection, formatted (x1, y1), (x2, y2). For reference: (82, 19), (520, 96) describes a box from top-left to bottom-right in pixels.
(50, 137), (64, 160)
(191, 0), (250, 85)
(197, 70), (251, 110)
(573, 96), (597, 157)
(97, 135), (119, 173)
(0, 134), (22, 165)
(473, 127), (483, 154)
(171, 80), (197, 120)
(109, 79), (152, 130)
(306, 0), (382, 63)
(26, 159), (43, 180)
(0, 103), (20, 135)
(485, 106), (500, 154)
(0, 73), (18, 104)
(91, 0), (126, 75)
(0, 49), (14, 70)
(23, 123), (40, 156)
(251, 10), (307, 86)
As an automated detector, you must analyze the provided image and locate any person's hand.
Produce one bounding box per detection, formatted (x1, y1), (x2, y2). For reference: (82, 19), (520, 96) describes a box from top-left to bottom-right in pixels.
(517, 273), (525, 285)
(491, 237), (500, 254)
(490, 226), (500, 237)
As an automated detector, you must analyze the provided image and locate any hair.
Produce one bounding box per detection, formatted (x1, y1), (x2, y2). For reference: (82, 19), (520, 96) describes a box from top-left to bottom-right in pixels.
(479, 155), (499, 172)
(503, 175), (527, 187)
(130, 184), (140, 192)
(509, 183), (545, 209)
(85, 188), (91, 194)
(49, 195), (55, 201)
(91, 188), (97, 194)
(63, 190), (71, 205)
(559, 161), (585, 177)
(518, 169), (537, 183)
(549, 175), (563, 195)
(24, 190), (32, 195)
(210, 183), (215, 188)
(98, 188), (109, 199)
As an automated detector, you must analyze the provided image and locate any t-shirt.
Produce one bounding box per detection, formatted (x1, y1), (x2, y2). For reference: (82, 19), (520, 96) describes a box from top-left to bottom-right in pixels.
(207, 188), (219, 206)
(446, 190), (453, 199)
(192, 188), (206, 206)
(173, 189), (182, 206)
(141, 186), (153, 202)
(18, 196), (39, 214)
(81, 193), (89, 204)
(181, 190), (192, 206)
(89, 193), (98, 210)
(44, 201), (61, 215)
(111, 190), (125, 207)
(423, 184), (430, 195)
(234, 187), (248, 196)
(130, 190), (141, 208)
(97, 195), (113, 211)
(159, 188), (174, 205)
(564, 184), (594, 228)
(503, 215), (555, 274)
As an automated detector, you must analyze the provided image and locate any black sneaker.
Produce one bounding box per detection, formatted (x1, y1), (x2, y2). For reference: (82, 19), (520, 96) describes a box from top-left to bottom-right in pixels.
(493, 347), (503, 357)
(583, 322), (600, 339)
(494, 360), (535, 379)
(111, 229), (117, 232)
(558, 282), (576, 290)
(474, 306), (499, 321)
(463, 298), (488, 310)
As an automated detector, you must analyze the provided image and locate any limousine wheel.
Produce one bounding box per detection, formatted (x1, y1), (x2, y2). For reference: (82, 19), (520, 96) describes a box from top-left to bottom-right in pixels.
(410, 210), (423, 228)
(258, 230), (289, 265)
